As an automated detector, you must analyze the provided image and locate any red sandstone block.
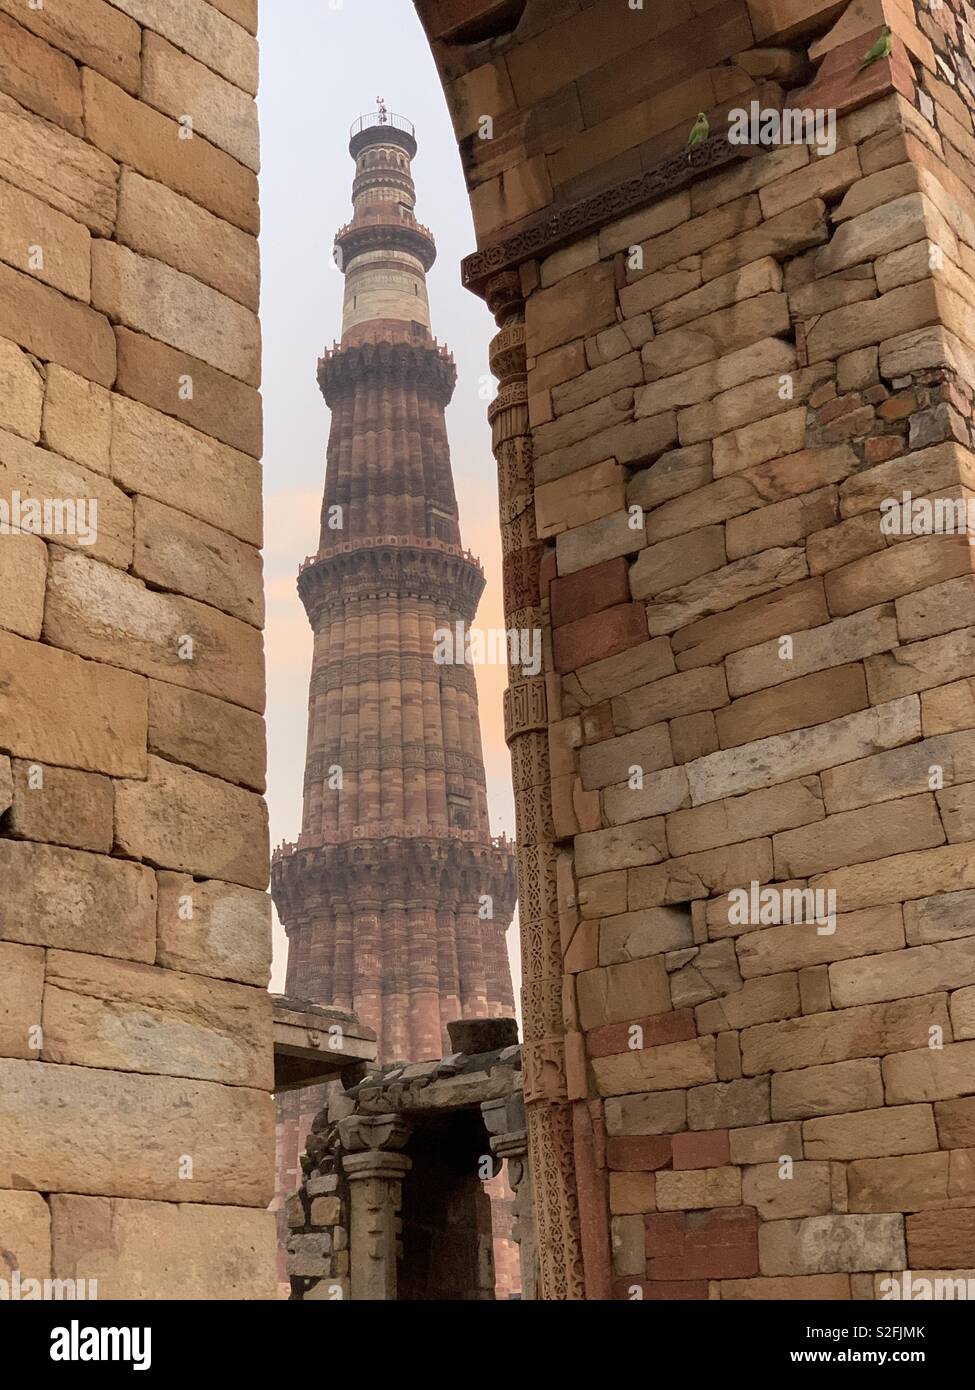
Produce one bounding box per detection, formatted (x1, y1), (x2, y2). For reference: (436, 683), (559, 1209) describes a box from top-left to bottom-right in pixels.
(551, 556), (630, 628)
(539, 545), (558, 598)
(671, 1129), (730, 1171)
(613, 1278), (707, 1300)
(816, 392), (861, 425)
(553, 601), (647, 673)
(863, 435), (905, 464)
(607, 1135), (673, 1172)
(793, 30), (915, 116)
(646, 1207), (759, 1281)
(587, 1008), (696, 1058)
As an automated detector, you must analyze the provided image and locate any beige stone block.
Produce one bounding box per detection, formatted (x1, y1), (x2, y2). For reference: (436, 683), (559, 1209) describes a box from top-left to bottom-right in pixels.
(922, 679), (975, 737)
(0, 9), (83, 135)
(578, 870), (627, 921)
(43, 548), (265, 713)
(149, 681), (265, 793)
(712, 406), (806, 479)
(42, 950), (272, 1088)
(555, 509), (642, 576)
(696, 973), (800, 1034)
(592, 1037), (716, 1097)
(772, 1059), (885, 1120)
(0, 838), (154, 959)
(525, 262), (616, 357)
(0, 1057), (272, 1203)
(603, 767), (689, 825)
(648, 547), (809, 639)
(884, 1041), (975, 1104)
(668, 778), (824, 858)
(675, 576), (830, 673)
(0, 427), (133, 568)
(807, 514), (884, 576)
(773, 794), (944, 879)
(803, 1104), (938, 1161)
(636, 336), (795, 419)
(725, 487), (838, 560)
(686, 695), (921, 806)
(654, 257), (783, 335)
(898, 574), (975, 644)
(41, 365), (111, 475)
(619, 260), (702, 318)
(0, 754), (9, 813)
(729, 1121), (802, 1165)
(0, 336), (43, 442)
(0, 532), (46, 639)
(807, 277), (941, 362)
(848, 1152), (949, 1213)
(111, 395), (262, 545)
(92, 240), (260, 386)
(533, 410), (678, 486)
(578, 722), (672, 791)
(629, 527), (726, 601)
(134, 495), (263, 627)
(0, 941), (44, 1060)
(0, 260), (114, 387)
(0, 91), (117, 235)
(83, 72), (258, 237)
(866, 628), (975, 704)
(627, 444), (712, 511)
(51, 1195), (276, 1299)
(156, 872), (271, 987)
(744, 995), (949, 1075)
(608, 1171), (656, 1214)
(576, 955), (671, 1030)
(686, 1076), (770, 1129)
(668, 939), (742, 1010)
(575, 816), (667, 877)
(612, 669), (729, 731)
(9, 759), (113, 852)
(604, 1090), (687, 1136)
(105, 0), (258, 94)
(702, 200), (829, 280)
(630, 839), (773, 910)
(655, 1166), (742, 1211)
(599, 907), (694, 964)
(742, 1161), (831, 1219)
(634, 195), (763, 280)
(0, 627), (147, 775)
(692, 143), (808, 214)
(760, 146), (861, 219)
(737, 906), (905, 979)
(950, 986), (975, 1040)
(718, 1272), (851, 1299)
(0, 0), (141, 92)
(551, 352), (642, 416)
(717, 662), (868, 752)
(905, 889), (975, 946)
(116, 755), (268, 890)
(678, 363), (834, 446)
(0, 178), (90, 301)
(116, 170), (259, 312)
(598, 190), (690, 257)
(643, 296), (790, 380)
(725, 605), (899, 698)
(142, 32), (259, 171)
(826, 533), (971, 619)
(831, 937), (975, 1009)
(535, 458), (625, 538)
(758, 1213), (905, 1275)
(789, 263), (877, 318)
(0, 1189), (50, 1282)
(562, 638), (675, 712)
(815, 842), (975, 915)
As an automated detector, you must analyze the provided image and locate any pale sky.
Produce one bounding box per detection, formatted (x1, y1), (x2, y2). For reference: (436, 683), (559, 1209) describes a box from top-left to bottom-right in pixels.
(257, 1), (520, 1002)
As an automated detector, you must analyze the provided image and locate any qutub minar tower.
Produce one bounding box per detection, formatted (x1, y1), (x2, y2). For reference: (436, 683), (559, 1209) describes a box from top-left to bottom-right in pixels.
(271, 105), (518, 1289)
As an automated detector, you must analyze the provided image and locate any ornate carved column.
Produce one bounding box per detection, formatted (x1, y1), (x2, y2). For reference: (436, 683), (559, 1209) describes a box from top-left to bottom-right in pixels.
(486, 269), (585, 1300)
(339, 1113), (412, 1302)
(483, 1093), (538, 1300)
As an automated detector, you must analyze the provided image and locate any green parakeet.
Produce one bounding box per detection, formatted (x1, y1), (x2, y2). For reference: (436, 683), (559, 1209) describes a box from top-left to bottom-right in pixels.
(686, 111), (710, 152)
(859, 25), (892, 71)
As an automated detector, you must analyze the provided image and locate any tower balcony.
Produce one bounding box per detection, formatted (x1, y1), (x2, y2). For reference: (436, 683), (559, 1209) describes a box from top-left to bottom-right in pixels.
(349, 110), (417, 160)
(334, 216), (436, 272)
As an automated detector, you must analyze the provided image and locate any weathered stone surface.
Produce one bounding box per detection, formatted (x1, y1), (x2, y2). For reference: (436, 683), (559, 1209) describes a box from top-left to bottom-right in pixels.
(148, 681), (265, 792)
(134, 496), (263, 627)
(772, 1060), (884, 1120)
(0, 627), (147, 775)
(0, 10), (83, 135)
(742, 1161), (831, 1219)
(803, 1104), (938, 1160)
(41, 365), (111, 474)
(655, 258), (783, 334)
(729, 1121), (802, 1165)
(687, 1077), (770, 1130)
(831, 938), (975, 1009)
(592, 1038), (716, 1097)
(0, 91), (117, 235)
(0, 532), (46, 639)
(0, 1057), (273, 1203)
(712, 406), (806, 479)
(627, 444), (712, 510)
(0, 261), (114, 386)
(0, 941), (44, 1060)
(43, 548), (265, 713)
(115, 755), (269, 890)
(604, 1090), (687, 1136)
(92, 240), (260, 386)
(156, 872), (271, 987)
(883, 1041), (975, 1104)
(743, 995), (949, 1075)
(0, 427), (133, 567)
(42, 950), (272, 1088)
(687, 696), (921, 805)
(647, 547), (809, 638)
(0, 839), (155, 959)
(106, 0), (259, 94)
(674, 576), (830, 672)
(612, 669), (729, 731)
(0, 1189), (50, 1281)
(737, 906), (904, 978)
(536, 458), (625, 537)
(906, 1210), (975, 1270)
(8, 760), (113, 852)
(629, 839), (773, 910)
(630, 527), (727, 601)
(759, 1214), (905, 1275)
(725, 605), (898, 697)
(773, 795), (944, 878)
(847, 1152), (949, 1213)
(579, 723), (672, 791)
(0, 0), (141, 93)
(695, 973), (800, 1034)
(142, 32), (259, 171)
(0, 177), (91, 300)
(637, 337), (795, 419)
(718, 663), (868, 752)
(905, 890), (975, 946)
(603, 767), (689, 825)
(655, 1167), (741, 1211)
(0, 335), (43, 442)
(667, 778), (824, 858)
(577, 957), (671, 1029)
(50, 1196), (276, 1299)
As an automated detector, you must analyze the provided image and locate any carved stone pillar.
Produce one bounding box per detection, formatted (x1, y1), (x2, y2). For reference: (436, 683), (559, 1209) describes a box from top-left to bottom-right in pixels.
(486, 269), (585, 1300)
(339, 1114), (412, 1301)
(483, 1093), (538, 1300)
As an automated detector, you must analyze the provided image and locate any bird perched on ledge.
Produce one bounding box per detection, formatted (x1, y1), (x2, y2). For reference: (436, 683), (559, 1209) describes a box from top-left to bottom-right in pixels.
(686, 111), (710, 155)
(859, 25), (892, 71)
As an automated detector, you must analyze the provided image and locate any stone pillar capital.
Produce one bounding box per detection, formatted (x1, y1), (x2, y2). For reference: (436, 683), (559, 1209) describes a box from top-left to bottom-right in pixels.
(342, 1149), (412, 1183)
(337, 1112), (412, 1154)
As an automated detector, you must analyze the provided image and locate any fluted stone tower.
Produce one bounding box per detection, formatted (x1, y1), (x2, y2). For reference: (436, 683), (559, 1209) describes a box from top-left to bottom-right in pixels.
(272, 112), (517, 1219)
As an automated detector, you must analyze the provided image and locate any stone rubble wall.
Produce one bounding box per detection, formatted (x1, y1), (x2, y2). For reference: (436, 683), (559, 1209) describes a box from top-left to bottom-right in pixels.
(0, 0), (275, 1299)
(418, 0), (975, 1297)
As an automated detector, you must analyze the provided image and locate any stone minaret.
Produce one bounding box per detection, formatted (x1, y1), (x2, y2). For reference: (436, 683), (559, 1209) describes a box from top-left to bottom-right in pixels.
(272, 110), (517, 1243)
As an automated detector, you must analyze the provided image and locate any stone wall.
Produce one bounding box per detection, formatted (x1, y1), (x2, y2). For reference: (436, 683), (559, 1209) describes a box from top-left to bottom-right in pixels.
(418, 0), (975, 1297)
(0, 0), (275, 1299)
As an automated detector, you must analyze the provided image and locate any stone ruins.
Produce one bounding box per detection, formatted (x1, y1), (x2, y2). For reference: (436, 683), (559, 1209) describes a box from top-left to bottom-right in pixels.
(3, 0), (975, 1301)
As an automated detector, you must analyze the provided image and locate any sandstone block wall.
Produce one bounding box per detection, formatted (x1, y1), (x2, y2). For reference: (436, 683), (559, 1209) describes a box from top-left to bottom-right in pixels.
(0, 0), (275, 1299)
(419, 0), (975, 1297)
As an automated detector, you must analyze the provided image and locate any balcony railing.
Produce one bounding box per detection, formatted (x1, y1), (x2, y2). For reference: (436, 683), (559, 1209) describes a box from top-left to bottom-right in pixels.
(350, 111), (414, 140)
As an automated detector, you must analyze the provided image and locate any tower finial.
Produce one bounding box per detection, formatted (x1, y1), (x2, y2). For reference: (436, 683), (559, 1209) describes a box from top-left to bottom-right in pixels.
(376, 95), (388, 124)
